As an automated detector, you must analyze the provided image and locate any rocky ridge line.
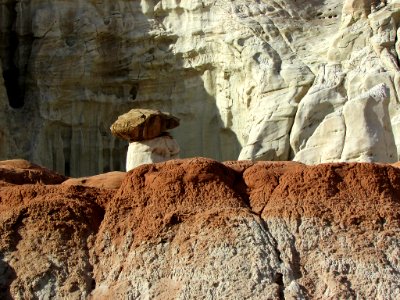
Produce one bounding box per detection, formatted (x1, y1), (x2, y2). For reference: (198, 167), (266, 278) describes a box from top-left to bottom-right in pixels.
(0, 158), (399, 299)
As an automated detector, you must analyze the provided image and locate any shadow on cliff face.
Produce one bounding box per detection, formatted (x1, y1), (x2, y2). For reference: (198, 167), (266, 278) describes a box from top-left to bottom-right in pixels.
(125, 3), (242, 162)
(0, 256), (16, 300)
(0, 1), (242, 177)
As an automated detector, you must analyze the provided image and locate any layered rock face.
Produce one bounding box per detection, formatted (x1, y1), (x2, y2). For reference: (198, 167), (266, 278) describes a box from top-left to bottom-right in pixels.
(1, 0), (400, 176)
(0, 158), (400, 299)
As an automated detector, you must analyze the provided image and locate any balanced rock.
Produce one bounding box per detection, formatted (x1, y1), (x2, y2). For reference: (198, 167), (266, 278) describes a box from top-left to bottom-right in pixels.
(111, 109), (181, 171)
(110, 109), (180, 142)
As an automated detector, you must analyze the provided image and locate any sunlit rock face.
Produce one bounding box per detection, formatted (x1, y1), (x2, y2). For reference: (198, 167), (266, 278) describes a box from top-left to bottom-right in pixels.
(2, 158), (400, 299)
(1, 0), (400, 175)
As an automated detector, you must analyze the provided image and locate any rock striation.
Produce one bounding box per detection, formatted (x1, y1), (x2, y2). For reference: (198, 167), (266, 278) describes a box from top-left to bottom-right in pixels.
(1, 0), (400, 176)
(0, 158), (399, 299)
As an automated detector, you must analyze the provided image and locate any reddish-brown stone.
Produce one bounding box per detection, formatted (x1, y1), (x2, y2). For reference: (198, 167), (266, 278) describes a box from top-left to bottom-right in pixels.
(0, 158), (400, 298)
(242, 162), (400, 229)
(0, 159), (67, 185)
(99, 158), (248, 247)
(61, 171), (126, 190)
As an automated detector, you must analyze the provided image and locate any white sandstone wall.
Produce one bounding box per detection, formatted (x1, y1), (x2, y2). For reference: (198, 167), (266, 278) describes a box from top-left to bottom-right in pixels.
(1, 0), (400, 175)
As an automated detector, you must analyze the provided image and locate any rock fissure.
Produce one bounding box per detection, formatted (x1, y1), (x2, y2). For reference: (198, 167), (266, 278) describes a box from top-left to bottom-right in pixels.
(257, 217), (288, 299)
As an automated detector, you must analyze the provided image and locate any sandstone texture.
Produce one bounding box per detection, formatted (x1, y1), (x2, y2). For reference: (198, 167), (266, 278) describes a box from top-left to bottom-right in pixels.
(61, 171), (126, 190)
(2, 0), (400, 176)
(111, 109), (181, 171)
(0, 158), (399, 299)
(125, 135), (180, 171)
(0, 159), (67, 185)
(110, 109), (179, 142)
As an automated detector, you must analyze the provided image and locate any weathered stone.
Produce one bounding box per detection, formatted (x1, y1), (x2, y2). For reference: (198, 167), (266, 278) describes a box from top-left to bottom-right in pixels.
(0, 159), (67, 185)
(110, 108), (179, 142)
(125, 135), (180, 171)
(1, 0), (400, 175)
(2, 159), (400, 298)
(341, 83), (397, 162)
(61, 171), (126, 189)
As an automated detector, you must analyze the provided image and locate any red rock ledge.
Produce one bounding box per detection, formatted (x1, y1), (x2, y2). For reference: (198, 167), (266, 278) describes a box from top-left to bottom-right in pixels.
(0, 158), (399, 299)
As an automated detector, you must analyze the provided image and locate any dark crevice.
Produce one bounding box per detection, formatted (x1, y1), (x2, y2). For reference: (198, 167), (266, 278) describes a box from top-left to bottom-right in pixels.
(0, 255), (16, 300)
(274, 272), (285, 300)
(258, 218), (286, 298)
(64, 161), (71, 177)
(395, 30), (400, 68)
(130, 83), (138, 100)
(86, 204), (106, 296)
(90, 278), (96, 290)
(165, 213), (183, 227)
(2, 2), (23, 108)
(2, 1), (33, 109)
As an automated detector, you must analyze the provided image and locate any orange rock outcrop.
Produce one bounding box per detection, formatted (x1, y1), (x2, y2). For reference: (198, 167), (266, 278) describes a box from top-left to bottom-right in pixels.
(0, 158), (399, 298)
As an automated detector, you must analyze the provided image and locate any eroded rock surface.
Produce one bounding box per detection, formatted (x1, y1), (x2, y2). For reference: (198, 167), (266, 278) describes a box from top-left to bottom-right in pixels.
(2, 1), (400, 176)
(0, 159), (67, 185)
(61, 171), (126, 190)
(110, 109), (179, 142)
(125, 135), (180, 171)
(0, 158), (399, 299)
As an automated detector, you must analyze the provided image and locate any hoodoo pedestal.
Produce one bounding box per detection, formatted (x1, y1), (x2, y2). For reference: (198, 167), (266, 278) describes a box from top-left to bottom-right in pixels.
(110, 108), (180, 171)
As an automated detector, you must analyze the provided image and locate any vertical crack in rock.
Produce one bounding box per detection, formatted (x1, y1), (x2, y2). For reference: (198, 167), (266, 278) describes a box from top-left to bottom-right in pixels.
(275, 272), (285, 300)
(0, 208), (27, 299)
(287, 84), (313, 160)
(258, 217), (286, 299)
(87, 204), (106, 296)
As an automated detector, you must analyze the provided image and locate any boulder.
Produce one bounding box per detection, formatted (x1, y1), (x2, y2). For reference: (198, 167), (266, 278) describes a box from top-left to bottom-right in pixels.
(110, 109), (180, 142)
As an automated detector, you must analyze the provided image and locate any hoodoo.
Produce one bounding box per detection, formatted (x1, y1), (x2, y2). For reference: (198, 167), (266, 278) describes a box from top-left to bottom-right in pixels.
(110, 108), (180, 171)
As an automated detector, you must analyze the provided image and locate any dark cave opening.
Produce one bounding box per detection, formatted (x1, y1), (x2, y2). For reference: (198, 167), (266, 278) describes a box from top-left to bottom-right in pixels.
(2, 2), (25, 109)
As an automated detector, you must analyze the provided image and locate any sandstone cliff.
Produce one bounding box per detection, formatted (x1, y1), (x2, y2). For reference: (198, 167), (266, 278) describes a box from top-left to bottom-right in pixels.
(0, 158), (399, 299)
(1, 0), (400, 176)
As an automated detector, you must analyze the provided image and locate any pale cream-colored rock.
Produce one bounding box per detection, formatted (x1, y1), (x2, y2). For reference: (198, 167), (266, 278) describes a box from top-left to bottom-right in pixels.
(1, 0), (400, 175)
(126, 135), (180, 171)
(291, 0), (400, 164)
(0, 0), (337, 175)
(293, 111), (346, 164)
(92, 213), (284, 299)
(342, 83), (397, 162)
